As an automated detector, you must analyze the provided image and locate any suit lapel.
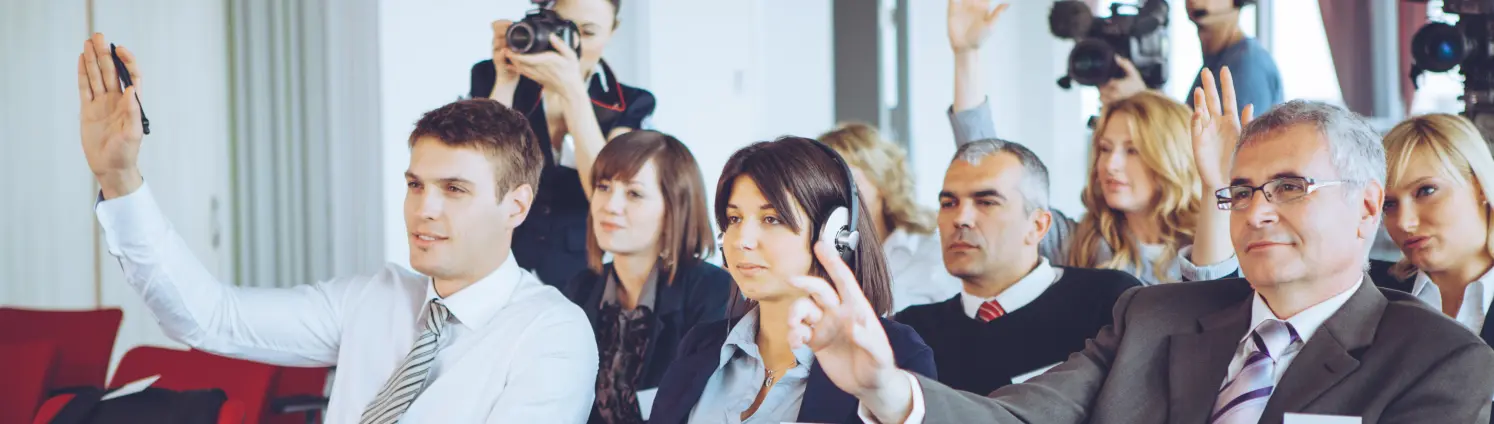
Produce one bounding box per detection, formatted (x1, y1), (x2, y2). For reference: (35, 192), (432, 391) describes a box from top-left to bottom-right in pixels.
(1260, 276), (1384, 424)
(798, 362), (858, 424)
(1481, 297), (1494, 348)
(1168, 295), (1252, 424)
(643, 269), (686, 382)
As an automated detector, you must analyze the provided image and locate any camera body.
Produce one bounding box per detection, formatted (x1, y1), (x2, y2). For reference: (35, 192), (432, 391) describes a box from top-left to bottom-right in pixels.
(1408, 0), (1494, 142)
(1050, 0), (1171, 89)
(507, 1), (583, 56)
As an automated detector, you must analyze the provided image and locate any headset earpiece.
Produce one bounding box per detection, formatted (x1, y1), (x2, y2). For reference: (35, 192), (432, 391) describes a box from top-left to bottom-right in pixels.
(808, 140), (862, 269)
(716, 232), (726, 268)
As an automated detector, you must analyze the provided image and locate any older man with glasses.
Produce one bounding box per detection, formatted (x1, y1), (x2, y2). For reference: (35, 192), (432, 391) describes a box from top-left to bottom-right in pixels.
(781, 70), (1494, 423)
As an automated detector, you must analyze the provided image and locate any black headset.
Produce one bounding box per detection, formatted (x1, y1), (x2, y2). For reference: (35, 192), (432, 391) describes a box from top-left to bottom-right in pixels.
(717, 140), (862, 269)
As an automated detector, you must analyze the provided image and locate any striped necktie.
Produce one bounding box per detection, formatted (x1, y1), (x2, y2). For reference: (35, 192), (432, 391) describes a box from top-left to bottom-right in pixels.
(361, 299), (451, 424)
(1210, 319), (1300, 424)
(977, 300), (1006, 322)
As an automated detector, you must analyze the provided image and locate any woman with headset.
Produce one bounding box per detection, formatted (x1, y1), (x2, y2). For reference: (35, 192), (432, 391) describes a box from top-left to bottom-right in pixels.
(471, 0), (656, 287)
(561, 131), (733, 424)
(649, 137), (936, 424)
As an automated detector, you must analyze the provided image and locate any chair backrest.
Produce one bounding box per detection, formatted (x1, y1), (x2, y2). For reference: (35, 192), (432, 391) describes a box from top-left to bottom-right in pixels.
(112, 346), (276, 424)
(0, 308), (123, 391)
(264, 366), (331, 424)
(0, 340), (57, 423)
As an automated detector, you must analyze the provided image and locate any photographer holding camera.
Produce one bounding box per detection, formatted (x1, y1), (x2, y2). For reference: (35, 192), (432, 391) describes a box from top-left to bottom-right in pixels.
(469, 0), (657, 288)
(1101, 0), (1282, 109)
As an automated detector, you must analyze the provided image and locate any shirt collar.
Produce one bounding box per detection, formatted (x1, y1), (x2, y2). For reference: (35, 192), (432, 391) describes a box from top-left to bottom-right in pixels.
(882, 228), (920, 254)
(589, 62), (609, 93)
(601, 265), (659, 310)
(1243, 277), (1362, 347)
(960, 258), (1058, 319)
(421, 257), (523, 332)
(720, 308), (815, 370)
(1411, 267), (1494, 318)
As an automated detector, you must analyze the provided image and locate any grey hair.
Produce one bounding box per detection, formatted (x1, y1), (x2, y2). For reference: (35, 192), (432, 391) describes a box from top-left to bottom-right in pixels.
(1236, 100), (1386, 257)
(952, 139), (1050, 215)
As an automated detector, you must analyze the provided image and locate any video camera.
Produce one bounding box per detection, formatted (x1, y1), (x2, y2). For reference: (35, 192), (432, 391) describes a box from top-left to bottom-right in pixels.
(507, 0), (583, 56)
(1408, 0), (1494, 140)
(1049, 0), (1171, 90)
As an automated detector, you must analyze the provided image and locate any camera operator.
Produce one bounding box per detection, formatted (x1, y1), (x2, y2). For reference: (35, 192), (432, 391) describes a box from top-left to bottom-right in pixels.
(1101, 0), (1282, 109)
(469, 0), (657, 288)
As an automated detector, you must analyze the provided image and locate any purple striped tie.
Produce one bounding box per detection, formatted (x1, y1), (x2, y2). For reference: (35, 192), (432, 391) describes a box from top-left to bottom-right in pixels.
(1209, 319), (1300, 424)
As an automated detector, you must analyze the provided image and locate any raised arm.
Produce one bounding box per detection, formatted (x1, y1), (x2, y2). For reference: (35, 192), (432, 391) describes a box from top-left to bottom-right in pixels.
(947, 0), (1008, 146)
(80, 33), (346, 366)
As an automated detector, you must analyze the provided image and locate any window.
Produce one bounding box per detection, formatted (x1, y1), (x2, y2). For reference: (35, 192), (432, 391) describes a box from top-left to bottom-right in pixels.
(1269, 0), (1344, 105)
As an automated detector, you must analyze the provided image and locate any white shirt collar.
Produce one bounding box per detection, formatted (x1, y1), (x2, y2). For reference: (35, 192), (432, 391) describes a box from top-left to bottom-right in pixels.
(1410, 267), (1494, 332)
(421, 257), (523, 331)
(960, 258), (1059, 319)
(589, 62), (609, 93)
(1243, 277), (1363, 346)
(882, 228), (922, 255)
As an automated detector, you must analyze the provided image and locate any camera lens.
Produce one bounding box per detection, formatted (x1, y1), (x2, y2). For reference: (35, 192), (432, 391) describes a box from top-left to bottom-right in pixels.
(1069, 39), (1119, 86)
(1412, 22), (1471, 73)
(507, 24), (537, 54)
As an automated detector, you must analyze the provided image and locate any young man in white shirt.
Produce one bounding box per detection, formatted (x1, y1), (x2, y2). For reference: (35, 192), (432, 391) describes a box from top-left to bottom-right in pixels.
(77, 33), (596, 423)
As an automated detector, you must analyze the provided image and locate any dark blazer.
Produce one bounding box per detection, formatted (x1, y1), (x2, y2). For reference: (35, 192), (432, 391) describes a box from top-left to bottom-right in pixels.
(468, 59), (657, 287)
(650, 316), (936, 424)
(561, 260), (733, 423)
(918, 276), (1494, 424)
(1370, 258), (1494, 421)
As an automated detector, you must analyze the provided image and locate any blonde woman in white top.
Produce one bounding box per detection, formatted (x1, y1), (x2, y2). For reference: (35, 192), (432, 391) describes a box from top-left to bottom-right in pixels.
(1373, 114), (1494, 337)
(820, 123), (962, 312)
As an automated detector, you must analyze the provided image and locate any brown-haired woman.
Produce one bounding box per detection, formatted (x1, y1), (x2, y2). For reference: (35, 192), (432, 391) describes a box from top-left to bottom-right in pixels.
(649, 137), (935, 424)
(561, 130), (732, 424)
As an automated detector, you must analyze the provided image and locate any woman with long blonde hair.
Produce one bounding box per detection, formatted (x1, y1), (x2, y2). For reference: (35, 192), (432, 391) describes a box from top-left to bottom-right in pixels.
(1372, 114), (1494, 336)
(1055, 87), (1239, 285)
(819, 123), (961, 312)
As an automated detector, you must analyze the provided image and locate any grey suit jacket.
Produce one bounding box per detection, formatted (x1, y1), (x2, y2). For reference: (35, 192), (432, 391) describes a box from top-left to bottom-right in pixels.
(920, 276), (1494, 424)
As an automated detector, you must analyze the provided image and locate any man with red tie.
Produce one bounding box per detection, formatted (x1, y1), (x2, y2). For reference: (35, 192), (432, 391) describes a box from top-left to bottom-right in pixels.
(892, 138), (1141, 396)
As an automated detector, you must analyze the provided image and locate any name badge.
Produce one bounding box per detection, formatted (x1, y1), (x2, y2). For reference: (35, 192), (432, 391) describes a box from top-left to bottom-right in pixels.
(1283, 413), (1361, 424)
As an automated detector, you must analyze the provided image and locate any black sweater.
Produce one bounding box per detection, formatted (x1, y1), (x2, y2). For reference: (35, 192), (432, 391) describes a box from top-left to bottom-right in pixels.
(894, 266), (1141, 396)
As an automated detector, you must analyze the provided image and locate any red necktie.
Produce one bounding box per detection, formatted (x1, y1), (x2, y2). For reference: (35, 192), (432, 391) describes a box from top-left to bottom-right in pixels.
(977, 300), (1006, 322)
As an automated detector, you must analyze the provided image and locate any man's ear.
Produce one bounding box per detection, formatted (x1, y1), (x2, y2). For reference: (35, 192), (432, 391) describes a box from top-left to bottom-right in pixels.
(1358, 181), (1385, 242)
(502, 184), (536, 229)
(1025, 208), (1053, 246)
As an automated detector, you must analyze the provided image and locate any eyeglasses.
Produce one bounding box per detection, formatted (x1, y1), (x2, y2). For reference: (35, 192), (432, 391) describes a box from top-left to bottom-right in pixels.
(1214, 176), (1346, 211)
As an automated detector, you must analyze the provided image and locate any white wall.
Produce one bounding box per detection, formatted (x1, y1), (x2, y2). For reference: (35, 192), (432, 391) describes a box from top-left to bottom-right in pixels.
(0, 1), (95, 309)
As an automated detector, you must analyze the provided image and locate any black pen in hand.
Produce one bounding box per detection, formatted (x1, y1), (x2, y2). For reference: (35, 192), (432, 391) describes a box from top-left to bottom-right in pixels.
(110, 43), (150, 135)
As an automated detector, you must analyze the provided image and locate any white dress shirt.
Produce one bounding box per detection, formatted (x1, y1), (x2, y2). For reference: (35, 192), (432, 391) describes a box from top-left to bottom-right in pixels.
(958, 258), (1060, 319)
(862, 278), (1364, 424)
(96, 184), (598, 423)
(884, 229), (963, 313)
(1222, 278), (1362, 385)
(1410, 269), (1494, 334)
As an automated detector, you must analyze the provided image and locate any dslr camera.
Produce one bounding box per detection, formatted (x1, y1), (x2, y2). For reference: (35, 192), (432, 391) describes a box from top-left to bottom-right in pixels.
(1408, 0), (1494, 139)
(1049, 0), (1171, 89)
(507, 0), (583, 55)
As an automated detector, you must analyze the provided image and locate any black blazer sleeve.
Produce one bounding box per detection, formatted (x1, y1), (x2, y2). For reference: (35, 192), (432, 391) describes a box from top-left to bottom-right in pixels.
(884, 319), (938, 381)
(470, 60), (497, 99)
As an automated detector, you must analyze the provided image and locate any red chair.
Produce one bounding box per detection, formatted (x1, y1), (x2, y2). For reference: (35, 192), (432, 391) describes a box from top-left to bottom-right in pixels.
(265, 366), (331, 424)
(31, 393), (246, 424)
(107, 346), (277, 423)
(0, 308), (123, 393)
(0, 340), (57, 423)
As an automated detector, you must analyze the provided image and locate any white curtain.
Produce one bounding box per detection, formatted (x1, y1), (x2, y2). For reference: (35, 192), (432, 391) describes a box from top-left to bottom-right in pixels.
(228, 0), (384, 288)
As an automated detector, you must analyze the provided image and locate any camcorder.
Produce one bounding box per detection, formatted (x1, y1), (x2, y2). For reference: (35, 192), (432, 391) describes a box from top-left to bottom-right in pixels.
(1049, 0), (1171, 90)
(1408, 0), (1494, 142)
(507, 0), (583, 56)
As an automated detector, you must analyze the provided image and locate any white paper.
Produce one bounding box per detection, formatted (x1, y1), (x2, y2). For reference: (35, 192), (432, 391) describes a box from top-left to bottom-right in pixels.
(1283, 413), (1361, 424)
(1012, 362), (1060, 384)
(637, 388), (657, 420)
(102, 375), (161, 400)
